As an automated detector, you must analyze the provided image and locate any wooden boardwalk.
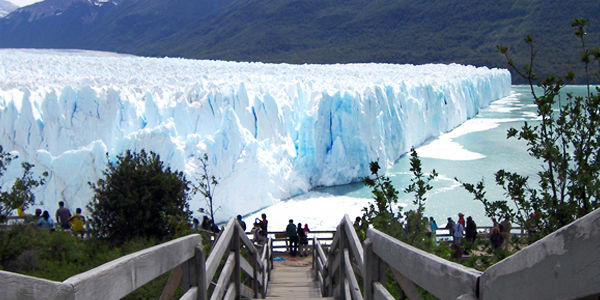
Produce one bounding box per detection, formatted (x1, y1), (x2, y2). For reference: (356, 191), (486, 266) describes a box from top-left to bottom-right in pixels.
(258, 252), (332, 300)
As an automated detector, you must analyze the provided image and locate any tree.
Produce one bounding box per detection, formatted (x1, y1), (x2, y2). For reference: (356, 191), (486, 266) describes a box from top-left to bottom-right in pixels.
(361, 160), (403, 238)
(403, 147), (438, 244)
(0, 145), (47, 223)
(362, 148), (437, 247)
(462, 18), (600, 240)
(195, 153), (219, 222)
(87, 149), (192, 243)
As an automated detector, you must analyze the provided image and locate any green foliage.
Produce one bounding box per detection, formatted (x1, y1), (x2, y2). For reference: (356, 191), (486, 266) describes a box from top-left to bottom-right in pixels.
(194, 153), (219, 222)
(0, 145), (48, 223)
(87, 149), (192, 244)
(462, 18), (600, 241)
(361, 148), (438, 248)
(404, 148), (438, 244)
(361, 160), (403, 238)
(0, 225), (173, 298)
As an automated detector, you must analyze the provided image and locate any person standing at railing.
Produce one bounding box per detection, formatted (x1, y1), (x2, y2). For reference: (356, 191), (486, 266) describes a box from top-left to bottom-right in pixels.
(68, 208), (86, 237)
(55, 201), (72, 230)
(297, 222), (308, 257)
(258, 213), (268, 238)
(36, 210), (54, 230)
(453, 220), (464, 245)
(237, 215), (247, 231)
(286, 219), (298, 256)
(251, 221), (267, 245)
(445, 217), (455, 237)
(465, 216), (477, 244)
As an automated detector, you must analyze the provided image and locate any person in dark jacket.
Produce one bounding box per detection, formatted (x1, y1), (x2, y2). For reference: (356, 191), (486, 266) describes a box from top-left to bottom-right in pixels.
(489, 225), (504, 254)
(297, 222), (308, 257)
(286, 219), (298, 256)
(465, 216), (477, 243)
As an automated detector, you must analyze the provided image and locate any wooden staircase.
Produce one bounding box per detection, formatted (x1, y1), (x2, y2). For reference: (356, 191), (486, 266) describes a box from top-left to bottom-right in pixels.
(256, 254), (332, 300)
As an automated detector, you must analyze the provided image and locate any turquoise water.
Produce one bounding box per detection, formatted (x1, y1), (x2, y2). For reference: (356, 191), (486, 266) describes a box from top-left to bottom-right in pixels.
(313, 85), (591, 226)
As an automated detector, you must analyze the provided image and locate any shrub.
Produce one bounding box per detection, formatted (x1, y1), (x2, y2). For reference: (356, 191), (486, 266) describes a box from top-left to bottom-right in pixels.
(87, 149), (192, 243)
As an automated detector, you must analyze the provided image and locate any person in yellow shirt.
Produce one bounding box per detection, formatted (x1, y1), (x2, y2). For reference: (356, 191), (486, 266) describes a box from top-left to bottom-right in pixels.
(17, 206), (25, 217)
(68, 208), (86, 236)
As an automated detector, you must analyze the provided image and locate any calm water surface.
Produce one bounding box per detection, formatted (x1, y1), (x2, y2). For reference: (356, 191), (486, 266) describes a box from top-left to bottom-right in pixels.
(248, 86), (591, 229)
(314, 85), (591, 226)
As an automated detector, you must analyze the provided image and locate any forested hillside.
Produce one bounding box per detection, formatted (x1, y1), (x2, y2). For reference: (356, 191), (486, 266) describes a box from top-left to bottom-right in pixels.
(1, 0), (598, 83)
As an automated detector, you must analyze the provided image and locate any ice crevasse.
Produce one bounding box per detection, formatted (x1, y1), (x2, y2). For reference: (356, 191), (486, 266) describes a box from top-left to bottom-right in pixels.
(0, 49), (511, 221)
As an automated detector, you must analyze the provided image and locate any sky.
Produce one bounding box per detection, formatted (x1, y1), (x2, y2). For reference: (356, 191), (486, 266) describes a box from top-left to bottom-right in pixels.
(7, 0), (43, 7)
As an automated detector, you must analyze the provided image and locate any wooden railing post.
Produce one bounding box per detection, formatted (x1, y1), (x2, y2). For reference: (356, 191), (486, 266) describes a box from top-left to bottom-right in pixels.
(195, 243), (207, 300)
(252, 251), (258, 298)
(233, 225), (241, 300)
(363, 238), (375, 300)
(336, 224), (346, 298)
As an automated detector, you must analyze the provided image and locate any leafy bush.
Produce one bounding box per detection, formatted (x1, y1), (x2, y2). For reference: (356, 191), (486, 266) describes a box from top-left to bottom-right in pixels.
(0, 145), (48, 223)
(87, 149), (192, 243)
(461, 18), (600, 242)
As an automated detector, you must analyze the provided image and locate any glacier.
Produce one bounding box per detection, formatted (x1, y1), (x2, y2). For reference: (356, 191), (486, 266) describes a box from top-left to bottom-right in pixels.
(0, 49), (511, 222)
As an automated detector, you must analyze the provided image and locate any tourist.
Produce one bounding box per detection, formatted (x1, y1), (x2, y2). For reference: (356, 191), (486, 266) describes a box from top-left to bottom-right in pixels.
(191, 218), (200, 230)
(453, 219), (464, 245)
(237, 215), (247, 231)
(429, 217), (438, 235)
(286, 219), (298, 256)
(36, 210), (54, 230)
(68, 208), (86, 236)
(17, 205), (26, 217)
(297, 222), (308, 257)
(500, 218), (511, 249)
(445, 217), (455, 237)
(303, 223), (310, 233)
(251, 222), (266, 244)
(259, 213), (268, 238)
(55, 201), (72, 229)
(210, 220), (220, 233)
(465, 216), (477, 243)
(29, 208), (42, 225)
(457, 212), (465, 228)
(201, 216), (211, 231)
(489, 225), (504, 253)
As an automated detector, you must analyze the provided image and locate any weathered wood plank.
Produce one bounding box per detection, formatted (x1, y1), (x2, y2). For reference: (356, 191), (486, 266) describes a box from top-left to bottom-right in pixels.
(240, 256), (258, 283)
(205, 219), (235, 285)
(223, 282), (236, 300)
(344, 249), (363, 300)
(367, 229), (481, 300)
(343, 214), (364, 269)
(480, 208), (600, 300)
(373, 282), (395, 300)
(315, 240), (328, 269)
(180, 287), (197, 300)
(64, 234), (202, 300)
(0, 270), (74, 300)
(390, 267), (421, 300)
(159, 265), (182, 300)
(239, 283), (254, 299)
(209, 252), (235, 300)
(195, 243), (207, 300)
(344, 278), (351, 300)
(236, 221), (257, 256)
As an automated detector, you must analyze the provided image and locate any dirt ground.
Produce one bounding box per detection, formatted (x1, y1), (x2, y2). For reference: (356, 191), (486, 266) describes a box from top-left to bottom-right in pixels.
(272, 250), (313, 267)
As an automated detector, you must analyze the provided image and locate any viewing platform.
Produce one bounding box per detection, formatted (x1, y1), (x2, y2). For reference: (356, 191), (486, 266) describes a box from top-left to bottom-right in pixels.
(2, 209), (600, 299)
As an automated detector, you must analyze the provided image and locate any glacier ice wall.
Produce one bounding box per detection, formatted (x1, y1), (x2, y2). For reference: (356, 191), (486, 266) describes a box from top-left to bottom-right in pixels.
(0, 49), (511, 221)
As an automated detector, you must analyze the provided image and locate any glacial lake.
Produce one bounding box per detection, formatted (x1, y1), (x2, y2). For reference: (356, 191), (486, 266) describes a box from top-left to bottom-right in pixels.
(246, 85), (591, 230)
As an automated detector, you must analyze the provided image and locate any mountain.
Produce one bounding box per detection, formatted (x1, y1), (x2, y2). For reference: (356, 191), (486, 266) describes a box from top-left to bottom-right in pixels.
(0, 0), (599, 83)
(0, 0), (17, 17)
